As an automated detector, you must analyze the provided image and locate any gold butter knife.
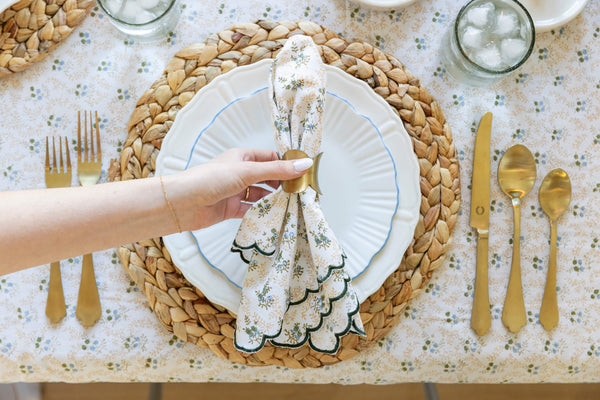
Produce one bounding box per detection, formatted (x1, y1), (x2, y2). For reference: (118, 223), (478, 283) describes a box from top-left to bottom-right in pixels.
(470, 112), (492, 336)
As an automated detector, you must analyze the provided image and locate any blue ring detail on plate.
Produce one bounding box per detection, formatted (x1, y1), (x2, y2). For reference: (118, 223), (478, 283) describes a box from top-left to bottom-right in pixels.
(183, 87), (399, 289)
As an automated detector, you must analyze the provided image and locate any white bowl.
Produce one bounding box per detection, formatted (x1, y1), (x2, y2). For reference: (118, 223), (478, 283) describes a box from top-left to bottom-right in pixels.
(519, 0), (589, 33)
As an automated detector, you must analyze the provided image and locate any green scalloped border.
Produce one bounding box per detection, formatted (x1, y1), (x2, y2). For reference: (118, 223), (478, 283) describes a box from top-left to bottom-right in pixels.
(234, 269), (365, 354)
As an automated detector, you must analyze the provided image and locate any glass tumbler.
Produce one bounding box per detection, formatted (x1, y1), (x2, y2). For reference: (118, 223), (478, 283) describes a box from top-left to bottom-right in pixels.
(97, 0), (181, 41)
(440, 0), (535, 86)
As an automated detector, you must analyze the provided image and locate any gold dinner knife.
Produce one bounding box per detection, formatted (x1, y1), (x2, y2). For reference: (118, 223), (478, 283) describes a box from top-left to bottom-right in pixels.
(470, 112), (492, 336)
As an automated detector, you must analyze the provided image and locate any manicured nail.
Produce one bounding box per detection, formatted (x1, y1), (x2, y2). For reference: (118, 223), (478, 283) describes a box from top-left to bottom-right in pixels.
(293, 158), (313, 172)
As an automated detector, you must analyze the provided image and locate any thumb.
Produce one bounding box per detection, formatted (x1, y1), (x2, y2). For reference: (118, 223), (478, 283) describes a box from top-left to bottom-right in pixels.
(244, 158), (313, 185)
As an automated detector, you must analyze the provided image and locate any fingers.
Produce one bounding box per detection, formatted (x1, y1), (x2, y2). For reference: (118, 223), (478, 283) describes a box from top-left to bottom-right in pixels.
(226, 148), (279, 163)
(241, 159), (312, 186)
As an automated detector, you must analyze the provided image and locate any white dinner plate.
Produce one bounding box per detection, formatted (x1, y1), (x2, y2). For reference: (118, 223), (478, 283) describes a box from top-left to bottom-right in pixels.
(156, 59), (420, 313)
(520, 0), (589, 33)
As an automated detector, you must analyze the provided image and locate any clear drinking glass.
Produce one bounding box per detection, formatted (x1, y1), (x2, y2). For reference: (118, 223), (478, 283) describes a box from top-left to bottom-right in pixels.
(440, 0), (535, 86)
(97, 0), (181, 41)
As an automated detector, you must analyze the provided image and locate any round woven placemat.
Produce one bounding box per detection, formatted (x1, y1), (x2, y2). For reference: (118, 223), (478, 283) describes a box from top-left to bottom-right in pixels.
(0, 0), (93, 77)
(109, 20), (460, 368)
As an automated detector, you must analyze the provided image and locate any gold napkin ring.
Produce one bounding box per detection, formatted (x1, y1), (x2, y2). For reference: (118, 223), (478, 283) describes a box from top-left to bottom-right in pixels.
(282, 149), (322, 194)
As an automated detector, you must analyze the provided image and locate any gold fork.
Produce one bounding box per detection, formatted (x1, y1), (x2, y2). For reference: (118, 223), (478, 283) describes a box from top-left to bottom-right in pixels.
(75, 111), (102, 327)
(44, 137), (71, 323)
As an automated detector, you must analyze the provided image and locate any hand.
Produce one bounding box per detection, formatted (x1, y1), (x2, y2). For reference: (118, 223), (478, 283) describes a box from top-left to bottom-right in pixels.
(167, 148), (312, 230)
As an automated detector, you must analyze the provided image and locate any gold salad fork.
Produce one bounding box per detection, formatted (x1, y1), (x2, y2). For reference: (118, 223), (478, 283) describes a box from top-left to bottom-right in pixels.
(44, 137), (71, 323)
(75, 111), (102, 327)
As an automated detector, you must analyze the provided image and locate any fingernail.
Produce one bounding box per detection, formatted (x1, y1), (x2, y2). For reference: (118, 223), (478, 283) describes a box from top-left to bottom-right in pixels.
(293, 158), (313, 172)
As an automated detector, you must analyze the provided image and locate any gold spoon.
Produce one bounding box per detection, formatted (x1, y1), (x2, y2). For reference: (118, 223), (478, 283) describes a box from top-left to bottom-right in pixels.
(538, 168), (571, 331)
(498, 144), (536, 333)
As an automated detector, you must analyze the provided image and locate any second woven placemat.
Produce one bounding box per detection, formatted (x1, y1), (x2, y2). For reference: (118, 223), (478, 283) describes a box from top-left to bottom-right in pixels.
(109, 20), (460, 368)
(0, 0), (93, 77)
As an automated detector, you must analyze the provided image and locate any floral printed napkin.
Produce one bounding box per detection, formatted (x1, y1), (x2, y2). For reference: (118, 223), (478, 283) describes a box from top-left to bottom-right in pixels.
(231, 35), (365, 354)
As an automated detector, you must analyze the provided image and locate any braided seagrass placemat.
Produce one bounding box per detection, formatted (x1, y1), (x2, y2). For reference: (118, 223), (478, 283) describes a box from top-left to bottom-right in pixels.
(0, 0), (93, 77)
(109, 20), (460, 368)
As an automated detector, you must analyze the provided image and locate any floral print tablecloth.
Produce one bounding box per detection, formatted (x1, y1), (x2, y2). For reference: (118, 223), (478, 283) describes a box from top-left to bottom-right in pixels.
(1, 0), (599, 384)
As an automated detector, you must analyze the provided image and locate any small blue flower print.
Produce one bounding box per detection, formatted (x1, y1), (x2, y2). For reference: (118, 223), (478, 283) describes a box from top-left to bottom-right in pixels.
(568, 366), (580, 374)
(538, 48), (548, 60)
(46, 115), (62, 128)
(29, 138), (40, 153)
(400, 361), (414, 371)
(490, 199), (503, 213)
(19, 365), (34, 374)
(75, 84), (87, 97)
(90, 6), (104, 19)
(434, 65), (446, 79)
(350, 8), (365, 22)
(553, 75), (564, 86)
(569, 311), (583, 323)
(425, 283), (440, 296)
(552, 129), (562, 141)
(17, 308), (31, 322)
(361, 361), (373, 371)
(491, 253), (501, 269)
(453, 94), (465, 106)
(527, 364), (539, 375)
(107, 362), (122, 371)
(445, 311), (458, 324)
(532, 256), (544, 271)
(137, 61), (152, 73)
(576, 100), (586, 112)
(62, 363), (78, 372)
(1, 341), (13, 354)
(79, 32), (91, 45)
(169, 335), (185, 348)
(106, 309), (120, 321)
(388, 9), (401, 22)
(515, 73), (527, 84)
(52, 59), (64, 71)
(512, 128), (524, 139)
(30, 86), (42, 100)
(577, 49), (588, 62)
(262, 7), (281, 20)
(415, 38), (427, 50)
(82, 339), (99, 351)
(534, 100), (545, 112)
(404, 306), (417, 320)
(448, 256), (461, 270)
(534, 152), (546, 165)
(505, 339), (522, 353)
(574, 154), (587, 167)
(572, 259), (584, 272)
(544, 340), (559, 354)
(35, 337), (52, 351)
(98, 61), (111, 71)
(125, 336), (141, 349)
(571, 205), (585, 217)
(117, 89), (130, 100)
(167, 32), (177, 45)
(432, 11), (446, 23)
